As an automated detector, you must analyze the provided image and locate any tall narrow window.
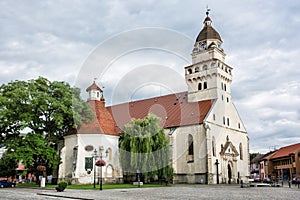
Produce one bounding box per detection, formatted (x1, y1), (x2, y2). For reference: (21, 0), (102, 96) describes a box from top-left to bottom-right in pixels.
(223, 117), (225, 125)
(203, 82), (207, 89)
(198, 82), (202, 90)
(227, 118), (230, 126)
(212, 136), (216, 157)
(195, 67), (199, 73)
(224, 84), (227, 91)
(239, 143), (243, 160)
(188, 134), (194, 155)
(188, 69), (192, 74)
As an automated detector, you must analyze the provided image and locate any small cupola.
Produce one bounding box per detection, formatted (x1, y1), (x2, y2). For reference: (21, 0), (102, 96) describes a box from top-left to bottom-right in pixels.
(195, 8), (222, 45)
(86, 81), (103, 101)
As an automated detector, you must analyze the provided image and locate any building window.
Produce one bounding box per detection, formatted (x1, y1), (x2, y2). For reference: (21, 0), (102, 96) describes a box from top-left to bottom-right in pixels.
(212, 136), (216, 157)
(203, 82), (207, 89)
(203, 65), (208, 70)
(224, 84), (227, 91)
(97, 92), (100, 98)
(223, 117), (225, 125)
(188, 69), (192, 74)
(221, 82), (223, 90)
(198, 83), (202, 90)
(107, 148), (112, 161)
(195, 67), (199, 73)
(238, 123), (241, 129)
(227, 97), (229, 102)
(188, 135), (194, 155)
(213, 114), (216, 121)
(227, 118), (230, 126)
(239, 143), (243, 160)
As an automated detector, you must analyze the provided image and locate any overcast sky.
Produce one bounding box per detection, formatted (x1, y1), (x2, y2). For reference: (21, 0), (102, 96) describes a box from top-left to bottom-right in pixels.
(0, 0), (299, 153)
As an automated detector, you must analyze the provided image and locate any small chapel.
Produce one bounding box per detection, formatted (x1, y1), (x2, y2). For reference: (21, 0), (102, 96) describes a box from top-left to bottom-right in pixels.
(58, 11), (250, 184)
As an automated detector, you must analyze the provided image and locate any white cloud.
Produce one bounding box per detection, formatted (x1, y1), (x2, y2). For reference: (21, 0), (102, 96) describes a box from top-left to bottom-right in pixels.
(0, 0), (299, 153)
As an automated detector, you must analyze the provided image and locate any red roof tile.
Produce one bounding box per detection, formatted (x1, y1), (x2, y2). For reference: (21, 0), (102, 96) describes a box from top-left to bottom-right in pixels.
(76, 91), (214, 136)
(86, 82), (102, 92)
(78, 100), (119, 136)
(271, 143), (300, 159)
(107, 92), (214, 130)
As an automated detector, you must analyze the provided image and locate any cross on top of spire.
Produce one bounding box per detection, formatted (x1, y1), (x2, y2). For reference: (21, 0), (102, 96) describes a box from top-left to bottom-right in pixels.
(206, 6), (211, 17)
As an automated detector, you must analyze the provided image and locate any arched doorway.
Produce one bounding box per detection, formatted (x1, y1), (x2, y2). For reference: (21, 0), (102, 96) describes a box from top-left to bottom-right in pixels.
(228, 164), (232, 184)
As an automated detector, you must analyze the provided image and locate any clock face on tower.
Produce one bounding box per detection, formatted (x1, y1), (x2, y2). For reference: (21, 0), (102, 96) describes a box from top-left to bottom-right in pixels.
(199, 41), (207, 50)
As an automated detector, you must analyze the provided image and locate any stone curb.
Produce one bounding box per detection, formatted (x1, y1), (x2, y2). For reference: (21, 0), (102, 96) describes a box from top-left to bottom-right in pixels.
(37, 192), (94, 200)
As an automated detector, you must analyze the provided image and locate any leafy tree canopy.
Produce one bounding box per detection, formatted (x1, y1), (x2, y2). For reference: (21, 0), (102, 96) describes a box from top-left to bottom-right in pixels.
(0, 77), (93, 145)
(0, 77), (93, 171)
(119, 113), (172, 180)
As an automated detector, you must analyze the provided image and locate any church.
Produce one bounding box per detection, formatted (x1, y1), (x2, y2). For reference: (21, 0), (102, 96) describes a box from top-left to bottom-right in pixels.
(58, 11), (250, 184)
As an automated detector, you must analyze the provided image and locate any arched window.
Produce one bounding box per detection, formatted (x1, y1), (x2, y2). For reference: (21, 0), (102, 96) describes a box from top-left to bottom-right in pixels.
(203, 65), (208, 70)
(198, 83), (202, 90)
(188, 134), (194, 155)
(212, 136), (216, 157)
(203, 82), (208, 89)
(188, 69), (193, 74)
(239, 143), (243, 160)
(195, 67), (199, 73)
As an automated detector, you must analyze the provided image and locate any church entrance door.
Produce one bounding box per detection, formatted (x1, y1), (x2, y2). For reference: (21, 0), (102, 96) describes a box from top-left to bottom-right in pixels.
(228, 164), (232, 184)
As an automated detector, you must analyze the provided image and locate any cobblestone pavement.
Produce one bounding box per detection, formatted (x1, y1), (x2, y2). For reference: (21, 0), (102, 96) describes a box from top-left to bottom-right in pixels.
(1, 185), (300, 200)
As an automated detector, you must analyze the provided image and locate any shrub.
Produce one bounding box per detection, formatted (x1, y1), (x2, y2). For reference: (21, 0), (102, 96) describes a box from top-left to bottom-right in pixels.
(58, 181), (68, 189)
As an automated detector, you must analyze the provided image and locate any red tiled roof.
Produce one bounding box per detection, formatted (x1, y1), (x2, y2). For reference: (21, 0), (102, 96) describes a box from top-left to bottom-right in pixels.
(261, 150), (278, 161)
(86, 82), (102, 92)
(76, 91), (214, 136)
(271, 143), (300, 159)
(77, 100), (119, 136)
(107, 92), (214, 130)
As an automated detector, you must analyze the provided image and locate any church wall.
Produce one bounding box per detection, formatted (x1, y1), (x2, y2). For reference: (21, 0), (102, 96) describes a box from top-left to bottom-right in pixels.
(59, 133), (123, 184)
(171, 125), (208, 184)
(204, 98), (249, 184)
(58, 134), (78, 182)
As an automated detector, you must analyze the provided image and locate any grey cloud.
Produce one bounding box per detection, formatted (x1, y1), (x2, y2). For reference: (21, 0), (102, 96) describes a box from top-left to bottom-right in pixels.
(0, 0), (299, 153)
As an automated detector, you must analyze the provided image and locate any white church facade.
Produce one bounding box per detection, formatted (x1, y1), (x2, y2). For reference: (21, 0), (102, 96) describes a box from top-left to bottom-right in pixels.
(58, 11), (250, 184)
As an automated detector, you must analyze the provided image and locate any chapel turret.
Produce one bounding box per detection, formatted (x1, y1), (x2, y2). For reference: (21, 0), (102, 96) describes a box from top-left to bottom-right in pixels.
(186, 10), (233, 103)
(86, 81), (103, 101)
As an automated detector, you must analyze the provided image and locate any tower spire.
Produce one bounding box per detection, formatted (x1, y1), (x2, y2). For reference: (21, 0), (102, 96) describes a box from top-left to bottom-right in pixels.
(206, 6), (211, 17)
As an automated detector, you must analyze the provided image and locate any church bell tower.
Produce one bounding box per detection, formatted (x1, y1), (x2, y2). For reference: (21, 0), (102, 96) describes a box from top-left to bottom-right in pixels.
(186, 9), (233, 103)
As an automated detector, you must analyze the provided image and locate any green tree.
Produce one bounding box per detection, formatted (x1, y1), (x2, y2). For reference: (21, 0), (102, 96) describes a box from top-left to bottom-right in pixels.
(0, 151), (18, 178)
(119, 113), (172, 182)
(0, 77), (93, 172)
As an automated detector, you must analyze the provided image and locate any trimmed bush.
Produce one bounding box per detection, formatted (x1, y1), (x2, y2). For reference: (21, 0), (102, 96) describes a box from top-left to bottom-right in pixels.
(58, 181), (68, 189)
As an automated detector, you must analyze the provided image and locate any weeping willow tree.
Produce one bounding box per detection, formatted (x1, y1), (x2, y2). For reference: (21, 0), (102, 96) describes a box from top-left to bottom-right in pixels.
(119, 113), (173, 182)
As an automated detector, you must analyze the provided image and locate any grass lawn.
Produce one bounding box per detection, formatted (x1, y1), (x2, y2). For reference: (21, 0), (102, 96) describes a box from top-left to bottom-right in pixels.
(17, 182), (169, 190)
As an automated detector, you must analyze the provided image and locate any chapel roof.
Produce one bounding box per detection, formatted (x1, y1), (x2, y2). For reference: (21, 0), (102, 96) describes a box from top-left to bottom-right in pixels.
(76, 100), (119, 136)
(86, 81), (102, 92)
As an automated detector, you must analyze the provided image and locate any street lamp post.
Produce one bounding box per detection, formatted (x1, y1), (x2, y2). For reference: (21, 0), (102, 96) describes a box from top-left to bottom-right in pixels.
(91, 149), (99, 189)
(97, 146), (108, 191)
(215, 159), (219, 184)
